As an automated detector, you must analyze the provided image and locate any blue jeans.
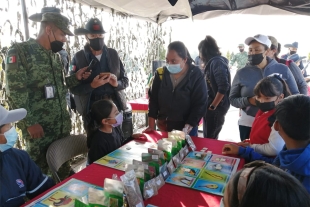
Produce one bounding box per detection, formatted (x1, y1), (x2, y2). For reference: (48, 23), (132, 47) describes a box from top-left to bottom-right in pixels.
(189, 126), (198, 136)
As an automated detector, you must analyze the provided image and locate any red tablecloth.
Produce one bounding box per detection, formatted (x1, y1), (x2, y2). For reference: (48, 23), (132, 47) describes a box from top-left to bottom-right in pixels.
(128, 97), (148, 112)
(22, 131), (244, 207)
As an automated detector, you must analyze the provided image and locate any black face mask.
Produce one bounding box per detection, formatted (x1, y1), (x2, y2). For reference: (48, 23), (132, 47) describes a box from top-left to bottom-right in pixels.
(290, 50), (296, 55)
(49, 32), (64, 53)
(248, 53), (264, 66)
(88, 38), (104, 51)
(255, 99), (275, 112)
(239, 49), (244, 52)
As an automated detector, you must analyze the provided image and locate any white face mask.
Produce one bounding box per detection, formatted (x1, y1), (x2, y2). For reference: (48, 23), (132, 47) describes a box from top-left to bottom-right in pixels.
(220, 198), (225, 207)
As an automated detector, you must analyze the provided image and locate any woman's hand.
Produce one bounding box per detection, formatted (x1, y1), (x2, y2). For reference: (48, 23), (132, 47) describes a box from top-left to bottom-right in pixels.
(132, 133), (148, 141)
(248, 96), (256, 106)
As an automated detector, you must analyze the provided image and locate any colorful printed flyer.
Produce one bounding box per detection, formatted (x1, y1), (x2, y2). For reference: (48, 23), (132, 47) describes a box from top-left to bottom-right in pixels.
(95, 141), (158, 171)
(166, 152), (240, 196)
(25, 178), (103, 207)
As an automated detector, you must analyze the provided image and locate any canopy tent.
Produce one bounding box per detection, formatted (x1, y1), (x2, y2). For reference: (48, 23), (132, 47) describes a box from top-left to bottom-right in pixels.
(19, 0), (310, 39)
(74, 0), (310, 23)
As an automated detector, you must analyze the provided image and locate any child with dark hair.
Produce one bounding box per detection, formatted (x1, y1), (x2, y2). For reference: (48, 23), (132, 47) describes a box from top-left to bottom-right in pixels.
(87, 99), (123, 164)
(233, 74), (291, 156)
(223, 94), (310, 193)
(221, 161), (310, 207)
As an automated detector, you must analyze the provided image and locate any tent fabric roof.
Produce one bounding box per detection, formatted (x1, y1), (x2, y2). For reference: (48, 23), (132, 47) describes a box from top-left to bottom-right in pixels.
(74, 0), (310, 23)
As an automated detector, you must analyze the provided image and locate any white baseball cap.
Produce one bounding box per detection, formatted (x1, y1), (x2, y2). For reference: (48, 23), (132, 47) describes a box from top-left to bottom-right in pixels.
(0, 105), (27, 126)
(245, 34), (271, 48)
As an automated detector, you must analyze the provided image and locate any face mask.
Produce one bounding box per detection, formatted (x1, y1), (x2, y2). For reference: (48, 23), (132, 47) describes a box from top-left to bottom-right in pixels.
(0, 126), (18, 152)
(255, 99), (276, 112)
(108, 112), (123, 127)
(89, 38), (104, 51)
(239, 49), (244, 52)
(49, 31), (64, 53)
(289, 50), (296, 55)
(219, 198), (225, 207)
(248, 53), (264, 66)
(166, 64), (182, 74)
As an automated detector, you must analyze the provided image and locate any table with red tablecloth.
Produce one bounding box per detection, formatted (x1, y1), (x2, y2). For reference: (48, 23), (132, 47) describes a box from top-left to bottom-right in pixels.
(129, 97), (149, 113)
(22, 131), (244, 207)
(128, 97), (203, 130)
(128, 97), (149, 125)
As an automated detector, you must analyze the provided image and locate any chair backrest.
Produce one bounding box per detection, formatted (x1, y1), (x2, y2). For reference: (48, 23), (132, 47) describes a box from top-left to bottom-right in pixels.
(46, 134), (88, 183)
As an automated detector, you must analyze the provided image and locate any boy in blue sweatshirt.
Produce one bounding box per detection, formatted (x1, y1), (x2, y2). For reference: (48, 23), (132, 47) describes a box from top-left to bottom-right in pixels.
(223, 95), (310, 193)
(0, 105), (55, 207)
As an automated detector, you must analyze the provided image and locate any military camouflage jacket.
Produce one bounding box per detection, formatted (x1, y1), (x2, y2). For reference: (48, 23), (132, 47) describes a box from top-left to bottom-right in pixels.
(5, 38), (79, 132)
(230, 51), (248, 69)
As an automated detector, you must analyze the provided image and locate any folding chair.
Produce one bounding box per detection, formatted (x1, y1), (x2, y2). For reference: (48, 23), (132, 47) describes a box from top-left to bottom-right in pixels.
(46, 134), (88, 183)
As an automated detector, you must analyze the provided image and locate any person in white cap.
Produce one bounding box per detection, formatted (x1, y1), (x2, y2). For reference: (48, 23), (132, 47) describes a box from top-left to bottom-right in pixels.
(0, 105), (54, 206)
(230, 34), (299, 141)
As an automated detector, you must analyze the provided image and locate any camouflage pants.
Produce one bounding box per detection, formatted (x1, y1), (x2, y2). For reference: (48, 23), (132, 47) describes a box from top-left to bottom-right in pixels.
(25, 132), (71, 181)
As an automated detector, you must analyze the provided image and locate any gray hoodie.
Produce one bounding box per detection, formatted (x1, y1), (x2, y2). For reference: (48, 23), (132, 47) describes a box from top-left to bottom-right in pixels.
(230, 57), (299, 117)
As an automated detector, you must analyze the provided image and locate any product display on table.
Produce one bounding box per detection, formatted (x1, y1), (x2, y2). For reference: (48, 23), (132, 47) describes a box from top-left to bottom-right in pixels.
(22, 130), (245, 207)
(165, 152), (240, 196)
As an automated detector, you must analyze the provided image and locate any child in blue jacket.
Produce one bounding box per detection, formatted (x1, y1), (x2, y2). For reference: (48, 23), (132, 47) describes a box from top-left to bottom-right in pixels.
(223, 95), (310, 193)
(0, 105), (55, 207)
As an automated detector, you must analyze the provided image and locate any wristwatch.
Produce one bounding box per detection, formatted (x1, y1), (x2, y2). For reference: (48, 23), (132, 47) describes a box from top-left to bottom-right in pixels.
(209, 104), (216, 110)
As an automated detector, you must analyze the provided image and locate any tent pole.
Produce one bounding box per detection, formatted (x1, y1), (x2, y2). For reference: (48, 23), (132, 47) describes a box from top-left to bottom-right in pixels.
(157, 24), (160, 60)
(20, 0), (29, 40)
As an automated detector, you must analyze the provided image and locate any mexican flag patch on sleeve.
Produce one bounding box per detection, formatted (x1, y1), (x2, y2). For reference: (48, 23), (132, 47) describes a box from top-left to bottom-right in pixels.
(70, 64), (76, 72)
(7, 55), (16, 64)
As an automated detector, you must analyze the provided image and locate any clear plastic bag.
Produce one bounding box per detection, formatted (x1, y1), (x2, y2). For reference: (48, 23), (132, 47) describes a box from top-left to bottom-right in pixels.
(143, 178), (158, 200)
(167, 160), (176, 174)
(103, 178), (124, 207)
(88, 187), (105, 206)
(154, 174), (165, 190)
(121, 170), (145, 207)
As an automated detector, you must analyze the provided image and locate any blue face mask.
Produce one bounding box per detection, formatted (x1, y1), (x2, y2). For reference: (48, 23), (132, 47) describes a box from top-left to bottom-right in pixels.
(220, 198), (225, 207)
(166, 64), (182, 74)
(108, 112), (123, 127)
(0, 126), (18, 152)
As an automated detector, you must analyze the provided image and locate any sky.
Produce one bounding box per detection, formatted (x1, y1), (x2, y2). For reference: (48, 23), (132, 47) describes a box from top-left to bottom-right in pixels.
(164, 12), (310, 59)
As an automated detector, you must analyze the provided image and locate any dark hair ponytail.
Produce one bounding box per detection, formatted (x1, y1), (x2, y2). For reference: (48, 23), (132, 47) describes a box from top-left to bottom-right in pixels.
(254, 75), (291, 98)
(168, 41), (194, 65)
(86, 99), (114, 148)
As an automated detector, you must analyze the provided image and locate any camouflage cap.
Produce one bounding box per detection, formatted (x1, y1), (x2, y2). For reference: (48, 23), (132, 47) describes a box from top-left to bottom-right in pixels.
(238, 44), (244, 48)
(41, 12), (74, 36)
(29, 7), (61, 22)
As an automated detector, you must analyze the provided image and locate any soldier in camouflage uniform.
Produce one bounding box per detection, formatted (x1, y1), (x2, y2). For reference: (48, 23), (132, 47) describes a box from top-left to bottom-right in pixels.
(229, 43), (248, 70)
(5, 12), (89, 179)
